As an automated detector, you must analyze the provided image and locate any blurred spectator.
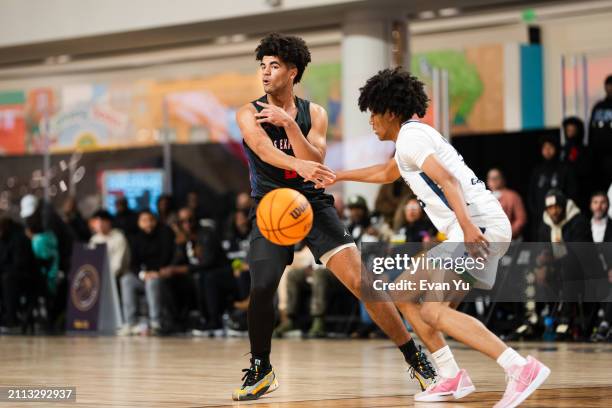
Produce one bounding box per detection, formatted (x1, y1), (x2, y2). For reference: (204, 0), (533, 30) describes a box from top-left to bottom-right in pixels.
(535, 189), (593, 340)
(0, 216), (36, 333)
(375, 178), (412, 226)
(112, 197), (139, 239)
(589, 75), (612, 191)
(21, 194), (73, 275)
(186, 191), (207, 222)
(591, 192), (612, 243)
(347, 195), (384, 337)
(235, 192), (253, 213)
(392, 197), (436, 243)
(589, 192), (612, 341)
(487, 168), (527, 239)
(561, 117), (593, 210)
(528, 136), (577, 237)
(61, 196), (90, 242)
(222, 209), (251, 307)
(275, 244), (339, 338)
(347, 195), (384, 242)
(168, 208), (232, 334)
(156, 194), (177, 228)
(120, 210), (174, 335)
(24, 213), (59, 296)
(89, 210), (130, 278)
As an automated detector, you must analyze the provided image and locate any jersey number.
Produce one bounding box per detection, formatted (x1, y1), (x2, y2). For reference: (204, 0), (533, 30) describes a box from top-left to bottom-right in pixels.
(284, 170), (298, 179)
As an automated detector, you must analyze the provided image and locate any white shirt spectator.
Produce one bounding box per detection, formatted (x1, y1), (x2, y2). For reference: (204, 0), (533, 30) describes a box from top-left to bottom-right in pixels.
(90, 229), (130, 277)
(591, 217), (608, 243)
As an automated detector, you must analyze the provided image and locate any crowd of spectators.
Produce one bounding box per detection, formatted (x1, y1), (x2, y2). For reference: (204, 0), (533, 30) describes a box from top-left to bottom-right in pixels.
(0, 76), (611, 343)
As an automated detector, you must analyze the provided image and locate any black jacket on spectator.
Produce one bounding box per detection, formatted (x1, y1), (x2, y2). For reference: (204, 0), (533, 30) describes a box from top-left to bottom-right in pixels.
(65, 212), (91, 242)
(0, 218), (37, 327)
(561, 117), (593, 210)
(537, 201), (598, 300)
(113, 209), (139, 239)
(130, 225), (175, 273)
(528, 156), (577, 235)
(173, 226), (231, 275)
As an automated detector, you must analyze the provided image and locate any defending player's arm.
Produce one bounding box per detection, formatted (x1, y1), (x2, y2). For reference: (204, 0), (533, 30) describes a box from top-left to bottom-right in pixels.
(331, 158), (400, 185)
(255, 101), (326, 163)
(237, 104), (335, 185)
(419, 154), (489, 249)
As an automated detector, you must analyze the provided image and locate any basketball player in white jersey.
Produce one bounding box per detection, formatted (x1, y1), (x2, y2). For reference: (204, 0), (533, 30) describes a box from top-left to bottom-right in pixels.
(321, 68), (550, 408)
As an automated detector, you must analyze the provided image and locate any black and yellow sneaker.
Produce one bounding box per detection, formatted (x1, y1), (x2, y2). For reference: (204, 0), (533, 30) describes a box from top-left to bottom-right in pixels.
(231, 359), (279, 401)
(407, 345), (437, 391)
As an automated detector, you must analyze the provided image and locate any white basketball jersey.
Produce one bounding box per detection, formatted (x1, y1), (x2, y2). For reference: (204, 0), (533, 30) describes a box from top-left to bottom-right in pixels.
(394, 120), (501, 234)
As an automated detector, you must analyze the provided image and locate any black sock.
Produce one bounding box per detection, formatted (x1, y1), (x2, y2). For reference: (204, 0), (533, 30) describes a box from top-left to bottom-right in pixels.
(399, 339), (419, 364)
(252, 354), (271, 370)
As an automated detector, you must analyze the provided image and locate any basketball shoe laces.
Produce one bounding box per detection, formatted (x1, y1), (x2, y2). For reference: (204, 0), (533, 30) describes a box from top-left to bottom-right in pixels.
(501, 364), (532, 398)
(408, 345), (437, 382)
(241, 361), (266, 387)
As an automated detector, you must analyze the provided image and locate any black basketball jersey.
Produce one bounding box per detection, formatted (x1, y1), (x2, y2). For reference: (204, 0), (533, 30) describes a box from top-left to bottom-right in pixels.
(243, 95), (329, 203)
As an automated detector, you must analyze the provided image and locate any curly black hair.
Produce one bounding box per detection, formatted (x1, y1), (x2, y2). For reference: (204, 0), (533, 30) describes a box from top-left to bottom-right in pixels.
(358, 68), (429, 121)
(255, 33), (311, 84)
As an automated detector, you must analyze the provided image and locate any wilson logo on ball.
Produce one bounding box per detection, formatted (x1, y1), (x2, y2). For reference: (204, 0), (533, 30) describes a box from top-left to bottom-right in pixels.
(290, 202), (308, 219)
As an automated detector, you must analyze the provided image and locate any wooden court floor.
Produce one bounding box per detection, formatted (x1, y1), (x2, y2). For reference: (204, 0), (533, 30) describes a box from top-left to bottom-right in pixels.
(1, 336), (611, 407)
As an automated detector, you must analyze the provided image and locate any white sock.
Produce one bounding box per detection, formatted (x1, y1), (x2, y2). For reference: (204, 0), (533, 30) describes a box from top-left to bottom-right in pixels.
(496, 348), (527, 371)
(432, 345), (460, 379)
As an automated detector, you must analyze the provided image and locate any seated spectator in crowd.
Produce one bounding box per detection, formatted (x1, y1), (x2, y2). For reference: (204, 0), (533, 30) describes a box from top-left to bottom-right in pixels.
(375, 177), (412, 226)
(392, 197), (437, 243)
(156, 194), (177, 228)
(186, 191), (209, 223)
(0, 216), (36, 334)
(561, 117), (593, 210)
(347, 195), (383, 243)
(275, 244), (339, 338)
(21, 194), (73, 276)
(222, 209), (251, 313)
(168, 207), (232, 335)
(61, 196), (90, 242)
(120, 210), (174, 335)
(24, 213), (59, 297)
(528, 136), (577, 238)
(589, 75), (612, 191)
(535, 189), (593, 340)
(589, 192), (612, 341)
(89, 210), (130, 279)
(112, 197), (139, 239)
(487, 168), (527, 239)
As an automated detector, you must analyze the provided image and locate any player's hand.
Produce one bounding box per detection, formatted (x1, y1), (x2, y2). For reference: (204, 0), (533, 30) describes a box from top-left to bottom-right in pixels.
(463, 223), (489, 260)
(255, 101), (293, 127)
(294, 159), (335, 187)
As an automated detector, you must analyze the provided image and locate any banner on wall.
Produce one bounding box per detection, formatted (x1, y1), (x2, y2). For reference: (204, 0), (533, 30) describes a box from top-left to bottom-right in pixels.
(0, 91), (26, 155)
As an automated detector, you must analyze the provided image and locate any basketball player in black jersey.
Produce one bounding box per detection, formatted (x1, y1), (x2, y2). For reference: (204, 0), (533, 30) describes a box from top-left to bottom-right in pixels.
(232, 33), (436, 401)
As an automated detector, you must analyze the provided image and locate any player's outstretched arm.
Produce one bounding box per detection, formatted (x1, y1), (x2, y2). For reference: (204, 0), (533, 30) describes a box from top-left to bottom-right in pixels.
(332, 158), (400, 185)
(237, 104), (335, 185)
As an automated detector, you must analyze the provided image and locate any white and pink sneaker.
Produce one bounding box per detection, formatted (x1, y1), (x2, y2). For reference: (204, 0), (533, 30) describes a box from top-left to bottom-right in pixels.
(494, 355), (550, 408)
(414, 369), (476, 402)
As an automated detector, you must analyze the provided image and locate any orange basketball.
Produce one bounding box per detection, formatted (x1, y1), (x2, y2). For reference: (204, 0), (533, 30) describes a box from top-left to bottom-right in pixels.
(256, 188), (313, 246)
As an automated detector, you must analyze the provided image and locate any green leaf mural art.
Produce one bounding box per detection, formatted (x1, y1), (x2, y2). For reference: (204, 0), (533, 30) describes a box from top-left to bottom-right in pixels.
(411, 51), (483, 126)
